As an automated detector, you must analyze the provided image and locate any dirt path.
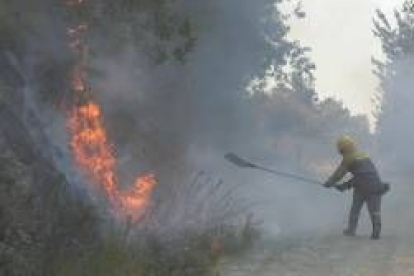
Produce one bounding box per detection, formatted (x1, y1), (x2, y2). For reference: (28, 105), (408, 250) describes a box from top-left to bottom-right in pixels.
(219, 182), (414, 276)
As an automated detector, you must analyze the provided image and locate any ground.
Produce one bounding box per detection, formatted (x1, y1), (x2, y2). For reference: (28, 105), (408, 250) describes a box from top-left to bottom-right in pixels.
(219, 178), (414, 276)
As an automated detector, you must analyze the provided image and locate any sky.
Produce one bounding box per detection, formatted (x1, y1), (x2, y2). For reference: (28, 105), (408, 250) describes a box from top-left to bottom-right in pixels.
(285, 0), (405, 127)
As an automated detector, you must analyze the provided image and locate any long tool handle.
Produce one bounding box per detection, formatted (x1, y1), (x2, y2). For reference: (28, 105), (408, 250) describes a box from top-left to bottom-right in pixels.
(225, 152), (323, 186)
(254, 165), (322, 185)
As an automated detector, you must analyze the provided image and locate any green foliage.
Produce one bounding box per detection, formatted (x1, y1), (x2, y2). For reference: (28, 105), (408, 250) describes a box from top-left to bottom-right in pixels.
(81, 0), (196, 63)
(52, 222), (256, 276)
(374, 1), (414, 61)
(0, 1), (25, 50)
(374, 0), (414, 167)
(55, 236), (144, 276)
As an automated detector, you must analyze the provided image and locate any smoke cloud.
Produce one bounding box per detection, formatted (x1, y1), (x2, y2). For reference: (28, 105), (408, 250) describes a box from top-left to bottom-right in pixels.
(1, 0), (389, 239)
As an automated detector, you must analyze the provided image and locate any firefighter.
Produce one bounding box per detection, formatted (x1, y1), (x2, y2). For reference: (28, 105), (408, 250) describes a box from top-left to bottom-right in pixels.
(324, 135), (389, 240)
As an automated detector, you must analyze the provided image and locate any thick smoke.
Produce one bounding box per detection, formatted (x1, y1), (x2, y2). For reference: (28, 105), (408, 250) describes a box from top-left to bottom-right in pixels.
(374, 2), (414, 175)
(377, 56), (414, 170)
(0, 0), (375, 238)
(85, 0), (373, 237)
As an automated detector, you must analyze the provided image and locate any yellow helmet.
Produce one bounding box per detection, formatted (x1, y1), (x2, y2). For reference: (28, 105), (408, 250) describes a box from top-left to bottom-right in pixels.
(337, 135), (357, 155)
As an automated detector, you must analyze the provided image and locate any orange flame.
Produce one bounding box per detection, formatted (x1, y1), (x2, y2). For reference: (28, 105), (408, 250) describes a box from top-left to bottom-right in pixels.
(65, 0), (156, 221)
(121, 173), (157, 219)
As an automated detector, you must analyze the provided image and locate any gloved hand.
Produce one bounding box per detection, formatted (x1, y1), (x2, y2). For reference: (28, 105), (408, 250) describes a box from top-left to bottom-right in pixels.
(335, 185), (346, 192)
(323, 181), (334, 188)
(335, 182), (352, 192)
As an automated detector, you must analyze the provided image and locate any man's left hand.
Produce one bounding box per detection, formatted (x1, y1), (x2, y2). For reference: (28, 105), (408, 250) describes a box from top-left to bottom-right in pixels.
(335, 185), (345, 192)
(323, 181), (334, 188)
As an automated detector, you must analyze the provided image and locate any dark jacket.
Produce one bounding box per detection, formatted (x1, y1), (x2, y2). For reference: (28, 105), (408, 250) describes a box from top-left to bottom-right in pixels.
(327, 151), (383, 196)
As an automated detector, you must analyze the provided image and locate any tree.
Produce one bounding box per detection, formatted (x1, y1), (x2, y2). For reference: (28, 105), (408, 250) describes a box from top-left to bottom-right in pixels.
(373, 0), (414, 170)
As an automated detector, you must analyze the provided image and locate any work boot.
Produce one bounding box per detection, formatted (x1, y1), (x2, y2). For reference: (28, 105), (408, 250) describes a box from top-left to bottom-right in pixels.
(343, 228), (356, 237)
(344, 214), (358, 237)
(371, 233), (380, 240)
(371, 221), (381, 240)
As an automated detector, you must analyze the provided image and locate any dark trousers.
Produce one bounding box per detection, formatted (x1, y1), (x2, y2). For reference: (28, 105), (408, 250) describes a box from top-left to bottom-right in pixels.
(348, 191), (382, 234)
